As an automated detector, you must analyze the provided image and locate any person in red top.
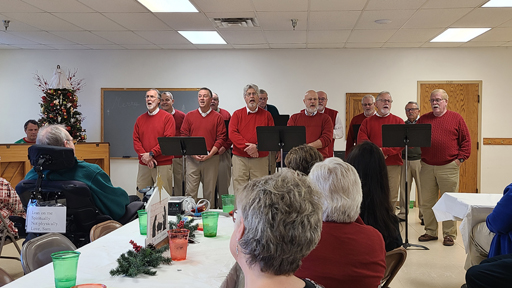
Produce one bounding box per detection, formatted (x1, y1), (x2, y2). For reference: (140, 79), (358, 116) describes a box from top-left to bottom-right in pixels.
(317, 91), (343, 158)
(288, 90), (333, 159)
(181, 88), (226, 205)
(345, 95), (376, 158)
(211, 93), (232, 208)
(417, 88), (471, 246)
(133, 89), (175, 198)
(160, 91), (186, 196)
(357, 91), (404, 209)
(14, 120), (39, 144)
(229, 84), (274, 195)
(295, 157), (386, 288)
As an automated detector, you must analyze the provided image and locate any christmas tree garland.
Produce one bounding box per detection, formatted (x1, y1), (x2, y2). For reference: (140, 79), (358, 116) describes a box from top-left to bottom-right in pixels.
(109, 240), (172, 277)
(169, 214), (199, 239)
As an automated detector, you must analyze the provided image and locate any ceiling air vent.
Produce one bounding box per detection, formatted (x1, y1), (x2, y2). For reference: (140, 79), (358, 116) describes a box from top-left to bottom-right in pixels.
(213, 18), (259, 28)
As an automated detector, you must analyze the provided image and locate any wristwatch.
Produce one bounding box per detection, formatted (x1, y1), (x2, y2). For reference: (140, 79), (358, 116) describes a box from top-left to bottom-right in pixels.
(458, 158), (464, 163)
(149, 151), (154, 157)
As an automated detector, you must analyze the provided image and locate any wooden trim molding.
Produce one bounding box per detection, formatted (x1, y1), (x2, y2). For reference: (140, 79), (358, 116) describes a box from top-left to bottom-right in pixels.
(483, 138), (512, 145)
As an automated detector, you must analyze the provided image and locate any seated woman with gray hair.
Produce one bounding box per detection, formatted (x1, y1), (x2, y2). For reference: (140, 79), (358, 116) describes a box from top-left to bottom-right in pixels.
(284, 144), (324, 175)
(230, 169), (324, 288)
(295, 157), (386, 288)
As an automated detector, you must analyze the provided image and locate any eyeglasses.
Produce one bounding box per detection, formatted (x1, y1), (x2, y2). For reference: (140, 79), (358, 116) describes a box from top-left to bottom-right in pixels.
(377, 99), (393, 103)
(429, 98), (445, 103)
(318, 97), (327, 101)
(246, 92), (257, 96)
(362, 103), (374, 107)
(405, 108), (419, 112)
(232, 209), (238, 223)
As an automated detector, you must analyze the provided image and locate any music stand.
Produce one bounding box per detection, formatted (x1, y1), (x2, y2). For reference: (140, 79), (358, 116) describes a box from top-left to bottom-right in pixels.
(272, 115), (290, 127)
(158, 137), (207, 197)
(382, 124), (431, 250)
(256, 126), (306, 172)
(353, 124), (361, 141)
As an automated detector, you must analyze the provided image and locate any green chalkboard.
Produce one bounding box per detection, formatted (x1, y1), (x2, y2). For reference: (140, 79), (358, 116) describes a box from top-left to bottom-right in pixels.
(101, 88), (199, 158)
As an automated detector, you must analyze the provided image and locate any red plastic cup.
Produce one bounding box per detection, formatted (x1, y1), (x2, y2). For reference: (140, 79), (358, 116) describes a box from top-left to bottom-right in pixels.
(168, 229), (190, 261)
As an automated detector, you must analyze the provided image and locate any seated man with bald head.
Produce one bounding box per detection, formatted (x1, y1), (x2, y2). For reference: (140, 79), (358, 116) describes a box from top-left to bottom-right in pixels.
(24, 124), (130, 221)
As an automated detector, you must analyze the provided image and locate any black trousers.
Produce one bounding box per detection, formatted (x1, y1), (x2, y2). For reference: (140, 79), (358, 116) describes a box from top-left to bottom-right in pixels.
(466, 253), (512, 288)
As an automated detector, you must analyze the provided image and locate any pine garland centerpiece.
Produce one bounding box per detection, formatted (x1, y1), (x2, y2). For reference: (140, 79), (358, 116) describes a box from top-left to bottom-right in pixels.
(109, 240), (172, 277)
(169, 214), (199, 240)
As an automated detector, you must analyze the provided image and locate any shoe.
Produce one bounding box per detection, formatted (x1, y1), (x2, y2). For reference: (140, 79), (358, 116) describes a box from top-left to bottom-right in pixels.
(443, 236), (454, 246)
(461, 284), (467, 288)
(418, 234), (438, 242)
(420, 219), (425, 226)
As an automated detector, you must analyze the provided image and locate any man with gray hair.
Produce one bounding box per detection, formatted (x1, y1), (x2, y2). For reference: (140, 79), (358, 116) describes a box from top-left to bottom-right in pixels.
(24, 124), (130, 221)
(133, 89), (175, 198)
(345, 94), (376, 158)
(398, 101), (423, 223)
(357, 91), (404, 209)
(295, 157), (386, 287)
(228, 84), (274, 195)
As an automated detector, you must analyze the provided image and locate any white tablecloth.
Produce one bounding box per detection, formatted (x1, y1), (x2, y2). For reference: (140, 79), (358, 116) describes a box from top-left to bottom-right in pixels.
(432, 193), (502, 253)
(6, 212), (236, 288)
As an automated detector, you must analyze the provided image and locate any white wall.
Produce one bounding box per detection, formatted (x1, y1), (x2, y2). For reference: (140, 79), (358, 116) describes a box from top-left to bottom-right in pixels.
(1, 48), (510, 195)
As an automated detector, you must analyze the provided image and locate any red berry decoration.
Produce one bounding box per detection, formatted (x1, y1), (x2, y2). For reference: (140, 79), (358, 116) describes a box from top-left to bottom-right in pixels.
(177, 220), (185, 229)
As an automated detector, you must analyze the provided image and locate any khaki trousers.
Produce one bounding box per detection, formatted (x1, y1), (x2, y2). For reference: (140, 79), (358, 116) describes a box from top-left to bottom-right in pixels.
(387, 165), (401, 208)
(173, 157), (183, 196)
(398, 159), (423, 219)
(216, 151), (232, 208)
(185, 155), (219, 205)
(136, 163), (173, 199)
(232, 155), (268, 196)
(419, 161), (459, 238)
(464, 222), (495, 270)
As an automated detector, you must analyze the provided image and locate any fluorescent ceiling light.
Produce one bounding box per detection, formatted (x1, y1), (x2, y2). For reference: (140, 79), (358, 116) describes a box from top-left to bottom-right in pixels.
(431, 28), (491, 42)
(137, 0), (198, 12)
(178, 31), (227, 44)
(482, 0), (512, 7)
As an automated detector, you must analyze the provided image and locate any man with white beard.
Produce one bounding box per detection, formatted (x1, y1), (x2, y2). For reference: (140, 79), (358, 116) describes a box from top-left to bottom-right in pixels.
(287, 90), (333, 159)
(357, 91), (404, 209)
(133, 89), (176, 198)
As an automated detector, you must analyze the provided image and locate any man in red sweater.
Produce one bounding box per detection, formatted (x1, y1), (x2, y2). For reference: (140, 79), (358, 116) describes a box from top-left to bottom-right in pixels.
(288, 90), (333, 159)
(317, 91), (343, 158)
(417, 89), (471, 246)
(345, 94), (376, 158)
(181, 88), (226, 205)
(211, 93), (232, 208)
(133, 89), (175, 198)
(229, 84), (274, 195)
(357, 91), (404, 208)
(160, 91), (186, 196)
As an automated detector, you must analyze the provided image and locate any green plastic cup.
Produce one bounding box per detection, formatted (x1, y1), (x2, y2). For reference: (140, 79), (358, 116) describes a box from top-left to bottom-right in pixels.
(51, 251), (80, 288)
(221, 195), (235, 213)
(409, 200), (414, 209)
(202, 211), (219, 237)
(137, 209), (147, 235)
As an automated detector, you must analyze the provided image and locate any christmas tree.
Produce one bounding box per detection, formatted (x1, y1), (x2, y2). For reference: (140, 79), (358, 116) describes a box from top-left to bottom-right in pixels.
(34, 66), (87, 142)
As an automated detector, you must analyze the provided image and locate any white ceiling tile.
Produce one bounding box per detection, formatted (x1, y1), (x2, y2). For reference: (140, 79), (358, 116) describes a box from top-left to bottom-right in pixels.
(204, 12), (256, 19)
(420, 42), (464, 47)
(0, 19), (39, 31)
(265, 30), (306, 43)
(309, 11), (361, 30)
(192, 0), (253, 13)
(501, 41), (512, 46)
(499, 18), (512, 27)
(461, 41), (506, 47)
(92, 31), (151, 44)
(387, 28), (443, 42)
(470, 27), (512, 41)
(232, 44), (270, 49)
(135, 31), (191, 45)
(3, 12), (82, 31)
(46, 44), (90, 49)
(0, 0), (43, 12)
(10, 31), (74, 44)
(256, 12), (308, 30)
(53, 13), (126, 31)
(307, 30), (351, 43)
(403, 8), (473, 28)
(269, 43), (307, 48)
(0, 32), (39, 44)
(78, 0), (148, 12)
(51, 31), (113, 44)
(84, 44), (125, 49)
(103, 13), (170, 30)
(366, 0), (428, 10)
(218, 30), (266, 44)
(422, 0), (489, 9)
(347, 29), (397, 42)
(0, 45), (19, 49)
(307, 43), (346, 48)
(158, 44), (197, 49)
(21, 0), (94, 12)
(382, 42), (423, 47)
(155, 13), (214, 30)
(120, 44), (161, 49)
(310, 0), (367, 11)
(14, 44), (53, 49)
(355, 10), (416, 29)
(344, 42), (384, 48)
(253, 0), (308, 12)
(451, 8), (512, 28)
(195, 44), (232, 49)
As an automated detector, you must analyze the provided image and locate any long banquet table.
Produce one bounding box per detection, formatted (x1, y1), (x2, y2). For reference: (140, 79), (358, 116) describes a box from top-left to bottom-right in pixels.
(5, 212), (236, 288)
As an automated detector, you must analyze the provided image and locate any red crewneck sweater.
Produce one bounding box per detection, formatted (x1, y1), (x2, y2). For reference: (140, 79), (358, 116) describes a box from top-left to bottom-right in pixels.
(133, 110), (175, 166)
(229, 107), (274, 158)
(180, 109), (226, 154)
(288, 111), (333, 159)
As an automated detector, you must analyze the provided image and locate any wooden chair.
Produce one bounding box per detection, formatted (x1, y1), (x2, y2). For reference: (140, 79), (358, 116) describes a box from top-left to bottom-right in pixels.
(0, 268), (13, 287)
(89, 220), (122, 242)
(381, 246), (407, 288)
(0, 214), (21, 261)
(21, 233), (77, 274)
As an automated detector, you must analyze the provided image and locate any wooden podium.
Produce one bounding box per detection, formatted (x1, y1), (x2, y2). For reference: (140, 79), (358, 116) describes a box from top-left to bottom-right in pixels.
(0, 142), (110, 188)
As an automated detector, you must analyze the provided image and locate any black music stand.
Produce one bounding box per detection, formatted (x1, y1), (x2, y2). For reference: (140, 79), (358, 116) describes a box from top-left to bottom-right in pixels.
(272, 115), (290, 127)
(382, 123), (431, 250)
(158, 137), (207, 197)
(256, 126), (306, 172)
(353, 124), (361, 141)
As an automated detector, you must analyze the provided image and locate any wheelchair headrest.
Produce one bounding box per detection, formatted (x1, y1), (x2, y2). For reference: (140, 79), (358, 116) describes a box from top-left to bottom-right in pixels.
(28, 145), (76, 170)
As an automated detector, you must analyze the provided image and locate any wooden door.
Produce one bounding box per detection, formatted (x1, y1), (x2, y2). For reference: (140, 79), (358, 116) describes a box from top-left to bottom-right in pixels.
(418, 82), (480, 193)
(345, 93), (379, 138)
